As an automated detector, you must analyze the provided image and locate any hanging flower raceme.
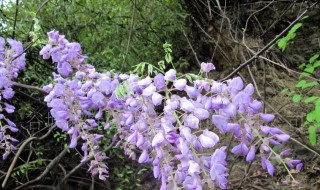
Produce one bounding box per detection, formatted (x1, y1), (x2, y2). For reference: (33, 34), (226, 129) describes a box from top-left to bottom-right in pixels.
(40, 31), (302, 189)
(40, 30), (87, 77)
(0, 36), (26, 160)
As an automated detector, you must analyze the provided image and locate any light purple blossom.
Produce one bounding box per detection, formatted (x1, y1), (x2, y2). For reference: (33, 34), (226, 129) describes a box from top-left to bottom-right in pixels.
(164, 69), (176, 81)
(201, 62), (215, 73)
(199, 129), (219, 148)
(174, 79), (187, 90)
(259, 113), (275, 122)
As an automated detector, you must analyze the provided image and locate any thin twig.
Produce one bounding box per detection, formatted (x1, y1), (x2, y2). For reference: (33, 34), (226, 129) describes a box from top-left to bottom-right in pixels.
(13, 82), (46, 93)
(14, 148), (68, 190)
(182, 30), (201, 67)
(219, 2), (318, 82)
(121, 0), (136, 71)
(11, 0), (19, 39)
(1, 125), (55, 189)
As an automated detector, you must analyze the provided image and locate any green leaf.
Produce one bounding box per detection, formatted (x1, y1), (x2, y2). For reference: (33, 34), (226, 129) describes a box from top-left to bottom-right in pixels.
(304, 66), (314, 75)
(165, 53), (172, 63)
(292, 94), (301, 103)
(315, 105), (320, 123)
(288, 23), (302, 34)
(308, 125), (317, 145)
(314, 61), (320, 68)
(302, 81), (319, 89)
(147, 64), (153, 75)
(304, 96), (319, 103)
(295, 80), (306, 88)
(298, 63), (306, 69)
(309, 54), (319, 64)
(307, 111), (316, 122)
(186, 74), (192, 84)
(286, 32), (296, 41)
(158, 60), (165, 71)
(277, 38), (287, 51)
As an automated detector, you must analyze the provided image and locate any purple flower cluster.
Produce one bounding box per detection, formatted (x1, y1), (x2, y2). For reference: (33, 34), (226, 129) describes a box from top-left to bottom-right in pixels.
(0, 37), (26, 159)
(40, 30), (87, 77)
(40, 31), (302, 189)
(43, 66), (121, 179)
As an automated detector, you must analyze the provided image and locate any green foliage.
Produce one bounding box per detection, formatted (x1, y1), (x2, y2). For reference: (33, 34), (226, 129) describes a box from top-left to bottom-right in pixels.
(12, 159), (44, 177)
(286, 54), (320, 145)
(0, 0), (187, 73)
(277, 22), (303, 52)
(115, 82), (131, 100)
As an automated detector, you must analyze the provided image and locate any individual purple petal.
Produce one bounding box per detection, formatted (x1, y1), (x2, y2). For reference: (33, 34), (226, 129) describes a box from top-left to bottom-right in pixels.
(180, 126), (193, 142)
(2, 87), (14, 99)
(262, 144), (270, 152)
(260, 125), (270, 134)
(280, 149), (292, 156)
(261, 155), (267, 169)
(56, 120), (69, 131)
(199, 129), (219, 148)
(178, 137), (189, 155)
(249, 100), (262, 112)
(152, 92), (162, 106)
(275, 134), (290, 142)
(193, 108), (209, 120)
(223, 103), (237, 116)
(180, 98), (195, 113)
(210, 164), (227, 181)
(246, 146), (255, 162)
(4, 103), (15, 113)
(175, 171), (186, 184)
(269, 138), (281, 145)
(194, 80), (210, 91)
(164, 69), (176, 81)
(153, 165), (161, 179)
(183, 114), (199, 129)
(142, 84), (156, 97)
(166, 131), (178, 143)
(69, 131), (78, 148)
(211, 81), (223, 94)
(174, 79), (187, 90)
(211, 146), (227, 165)
(57, 62), (73, 77)
(53, 83), (66, 96)
(0, 68), (8, 77)
(188, 160), (200, 176)
(5, 118), (16, 127)
(136, 132), (145, 147)
(296, 163), (303, 172)
(259, 113), (275, 122)
(212, 115), (227, 132)
(192, 139), (203, 152)
(201, 62), (215, 73)
(154, 73), (166, 89)
(269, 127), (282, 135)
(92, 91), (105, 106)
(266, 160), (274, 175)
(138, 149), (149, 163)
(185, 86), (200, 98)
(152, 132), (165, 147)
(232, 92), (250, 105)
(227, 77), (244, 91)
(244, 83), (254, 95)
(138, 76), (152, 86)
(231, 142), (248, 156)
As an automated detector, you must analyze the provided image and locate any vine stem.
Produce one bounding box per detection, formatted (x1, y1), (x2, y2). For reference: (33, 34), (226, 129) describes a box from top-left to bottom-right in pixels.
(219, 1), (318, 82)
(12, 82), (47, 93)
